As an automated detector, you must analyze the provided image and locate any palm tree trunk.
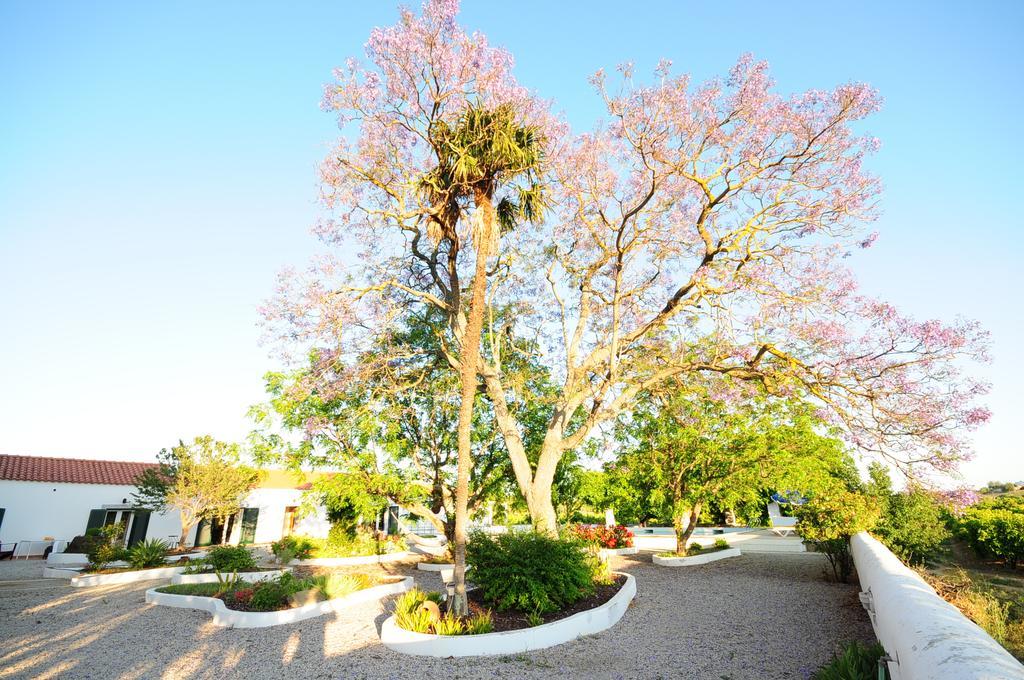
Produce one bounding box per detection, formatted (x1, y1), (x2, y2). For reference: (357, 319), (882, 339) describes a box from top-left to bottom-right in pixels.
(449, 191), (495, 615)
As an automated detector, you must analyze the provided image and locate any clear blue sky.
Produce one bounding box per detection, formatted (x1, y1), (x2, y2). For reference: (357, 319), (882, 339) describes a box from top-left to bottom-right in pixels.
(1, 1), (1021, 486)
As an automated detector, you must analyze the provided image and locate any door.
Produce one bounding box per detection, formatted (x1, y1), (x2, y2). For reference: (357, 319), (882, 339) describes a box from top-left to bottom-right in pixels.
(239, 508), (259, 544)
(282, 507), (298, 537)
(126, 512), (150, 547)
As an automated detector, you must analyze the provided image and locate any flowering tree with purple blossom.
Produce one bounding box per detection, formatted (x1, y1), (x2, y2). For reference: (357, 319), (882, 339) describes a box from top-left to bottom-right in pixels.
(264, 0), (990, 536)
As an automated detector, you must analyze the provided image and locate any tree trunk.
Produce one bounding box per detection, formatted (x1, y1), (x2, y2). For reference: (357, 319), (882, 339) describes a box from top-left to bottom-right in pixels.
(450, 191), (495, 616)
(673, 503), (702, 555)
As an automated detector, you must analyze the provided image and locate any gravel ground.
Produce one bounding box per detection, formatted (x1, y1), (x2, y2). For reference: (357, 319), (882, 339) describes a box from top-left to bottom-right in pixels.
(0, 552), (875, 680)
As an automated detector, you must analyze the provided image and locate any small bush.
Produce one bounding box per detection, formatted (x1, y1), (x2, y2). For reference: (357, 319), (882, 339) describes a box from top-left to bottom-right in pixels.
(796, 491), (880, 583)
(181, 557), (208, 574)
(466, 531), (598, 614)
(432, 613), (465, 635)
(230, 588), (254, 607)
(713, 538), (730, 550)
(465, 610), (494, 634)
(127, 539), (168, 569)
(308, 573), (373, 600)
(271, 535), (318, 561)
(86, 524), (127, 570)
(686, 543), (704, 555)
(206, 545), (258, 572)
(249, 581), (289, 611)
(812, 641), (886, 680)
(393, 589), (442, 633)
(565, 524), (634, 549)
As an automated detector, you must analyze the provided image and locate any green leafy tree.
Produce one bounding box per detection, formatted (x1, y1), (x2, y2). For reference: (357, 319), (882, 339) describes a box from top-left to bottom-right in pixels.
(795, 489), (881, 582)
(133, 436), (262, 549)
(613, 382), (854, 555)
(866, 464), (950, 565)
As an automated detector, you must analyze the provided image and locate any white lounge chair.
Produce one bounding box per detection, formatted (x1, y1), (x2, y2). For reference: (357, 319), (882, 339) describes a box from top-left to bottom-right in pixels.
(767, 502), (798, 537)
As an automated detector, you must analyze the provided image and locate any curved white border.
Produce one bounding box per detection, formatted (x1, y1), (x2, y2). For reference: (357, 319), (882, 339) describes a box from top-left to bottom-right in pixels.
(599, 547), (638, 557)
(416, 561), (454, 572)
(171, 569), (287, 585)
(380, 572), (636, 657)
(652, 547), (740, 567)
(289, 551), (410, 567)
(146, 575), (413, 628)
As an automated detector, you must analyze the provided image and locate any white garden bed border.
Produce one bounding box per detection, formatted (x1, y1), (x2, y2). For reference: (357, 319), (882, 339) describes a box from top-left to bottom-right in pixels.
(289, 551), (410, 567)
(145, 575), (413, 628)
(379, 572), (636, 657)
(44, 565), (188, 587)
(416, 561), (454, 572)
(652, 547), (740, 567)
(171, 569), (288, 585)
(599, 547), (638, 557)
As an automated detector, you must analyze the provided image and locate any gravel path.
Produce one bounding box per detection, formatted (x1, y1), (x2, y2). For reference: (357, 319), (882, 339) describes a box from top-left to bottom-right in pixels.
(0, 552), (874, 680)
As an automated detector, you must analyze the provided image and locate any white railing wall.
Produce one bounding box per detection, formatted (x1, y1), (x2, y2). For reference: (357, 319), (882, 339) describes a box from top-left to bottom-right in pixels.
(851, 532), (1024, 680)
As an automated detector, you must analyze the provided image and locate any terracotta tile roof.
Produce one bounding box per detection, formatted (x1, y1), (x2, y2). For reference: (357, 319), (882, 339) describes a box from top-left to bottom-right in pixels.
(0, 454), (157, 486)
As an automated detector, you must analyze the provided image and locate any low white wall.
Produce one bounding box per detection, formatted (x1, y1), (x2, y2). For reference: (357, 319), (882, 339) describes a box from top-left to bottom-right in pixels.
(851, 532), (1024, 680)
(652, 547), (741, 567)
(146, 576), (413, 628)
(380, 572), (636, 657)
(290, 551), (409, 567)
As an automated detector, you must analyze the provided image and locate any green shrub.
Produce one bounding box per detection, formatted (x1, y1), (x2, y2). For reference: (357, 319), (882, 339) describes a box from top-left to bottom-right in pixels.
(86, 524), (127, 570)
(181, 557), (208, 574)
(308, 573), (372, 599)
(812, 641), (886, 680)
(465, 610), (494, 634)
(126, 539), (168, 569)
(873, 490), (950, 565)
(271, 535), (318, 562)
(320, 526), (404, 558)
(796, 491), (880, 583)
(466, 531), (598, 614)
(958, 499), (1024, 568)
(713, 538), (730, 550)
(249, 581), (289, 611)
(393, 588), (443, 633)
(206, 545), (258, 572)
(687, 543), (704, 555)
(432, 613), (465, 635)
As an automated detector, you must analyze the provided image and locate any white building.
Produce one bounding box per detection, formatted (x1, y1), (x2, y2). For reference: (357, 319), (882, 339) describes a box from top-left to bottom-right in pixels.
(0, 454), (332, 557)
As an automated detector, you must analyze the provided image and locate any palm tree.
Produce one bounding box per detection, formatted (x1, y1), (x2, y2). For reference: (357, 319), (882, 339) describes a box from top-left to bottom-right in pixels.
(420, 103), (545, 615)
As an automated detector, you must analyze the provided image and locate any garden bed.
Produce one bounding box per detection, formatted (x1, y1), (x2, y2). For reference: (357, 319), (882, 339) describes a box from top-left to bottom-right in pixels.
(380, 572), (636, 657)
(653, 547), (741, 567)
(170, 569), (287, 585)
(289, 551), (410, 567)
(44, 564), (188, 587)
(147, 575), (413, 628)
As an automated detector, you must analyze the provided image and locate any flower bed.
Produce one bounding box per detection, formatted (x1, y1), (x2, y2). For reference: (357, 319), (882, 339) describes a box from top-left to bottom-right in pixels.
(653, 547), (741, 567)
(380, 572), (636, 657)
(148, 574), (413, 628)
(565, 524), (635, 550)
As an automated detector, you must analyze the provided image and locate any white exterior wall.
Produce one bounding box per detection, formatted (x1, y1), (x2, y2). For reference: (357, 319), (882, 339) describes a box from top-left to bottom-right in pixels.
(0, 480), (188, 550)
(240, 487), (331, 545)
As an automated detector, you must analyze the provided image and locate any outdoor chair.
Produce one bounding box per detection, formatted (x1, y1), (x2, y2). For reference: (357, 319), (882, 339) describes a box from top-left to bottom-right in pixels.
(767, 501), (798, 536)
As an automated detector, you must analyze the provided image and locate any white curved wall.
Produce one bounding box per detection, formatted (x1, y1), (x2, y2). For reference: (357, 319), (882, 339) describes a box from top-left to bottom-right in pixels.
(851, 532), (1024, 680)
